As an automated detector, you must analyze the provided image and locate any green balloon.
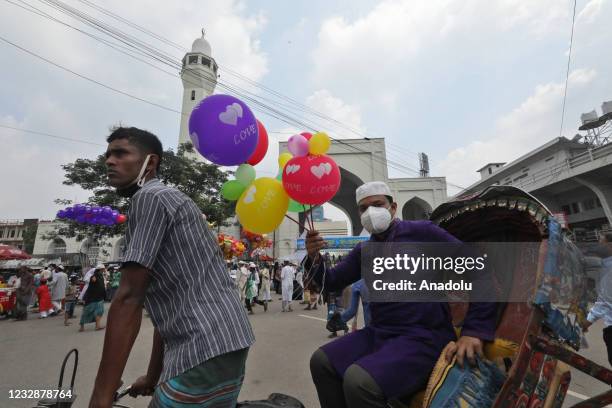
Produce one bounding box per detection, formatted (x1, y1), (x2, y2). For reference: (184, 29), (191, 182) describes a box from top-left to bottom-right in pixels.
(222, 180), (247, 201)
(287, 199), (306, 213)
(236, 164), (256, 186)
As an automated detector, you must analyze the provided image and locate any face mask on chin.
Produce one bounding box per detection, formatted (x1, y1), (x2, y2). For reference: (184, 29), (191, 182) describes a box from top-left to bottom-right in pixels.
(360, 206), (393, 235)
(116, 154), (153, 198)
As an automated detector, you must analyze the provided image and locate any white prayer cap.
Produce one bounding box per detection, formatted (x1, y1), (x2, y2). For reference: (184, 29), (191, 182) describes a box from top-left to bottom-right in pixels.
(95, 263), (105, 269)
(249, 262), (256, 267)
(355, 181), (393, 204)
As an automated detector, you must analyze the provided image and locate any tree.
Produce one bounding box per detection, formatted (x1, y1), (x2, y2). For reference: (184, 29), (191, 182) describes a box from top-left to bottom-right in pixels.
(46, 143), (235, 247)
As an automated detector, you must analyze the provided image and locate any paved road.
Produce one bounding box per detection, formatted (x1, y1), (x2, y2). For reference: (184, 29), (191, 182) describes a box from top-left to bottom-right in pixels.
(0, 299), (609, 408)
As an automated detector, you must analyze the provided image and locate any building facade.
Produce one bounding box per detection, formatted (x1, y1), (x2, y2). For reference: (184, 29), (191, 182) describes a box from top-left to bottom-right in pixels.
(32, 221), (125, 269)
(459, 137), (612, 241)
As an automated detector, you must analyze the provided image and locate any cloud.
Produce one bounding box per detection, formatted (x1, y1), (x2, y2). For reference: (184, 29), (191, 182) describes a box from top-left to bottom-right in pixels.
(434, 68), (597, 192)
(577, 0), (604, 24)
(0, 109), (96, 220)
(305, 89), (365, 137)
(310, 0), (571, 104)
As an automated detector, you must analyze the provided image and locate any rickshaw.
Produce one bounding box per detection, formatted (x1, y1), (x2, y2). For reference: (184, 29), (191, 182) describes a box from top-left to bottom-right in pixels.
(407, 185), (612, 408)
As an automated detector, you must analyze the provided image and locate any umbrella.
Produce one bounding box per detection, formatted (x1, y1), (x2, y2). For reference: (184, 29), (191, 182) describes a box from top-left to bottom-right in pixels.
(0, 244), (31, 260)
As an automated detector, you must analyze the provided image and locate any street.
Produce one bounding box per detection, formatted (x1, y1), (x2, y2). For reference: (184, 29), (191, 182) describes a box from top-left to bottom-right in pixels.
(0, 300), (610, 408)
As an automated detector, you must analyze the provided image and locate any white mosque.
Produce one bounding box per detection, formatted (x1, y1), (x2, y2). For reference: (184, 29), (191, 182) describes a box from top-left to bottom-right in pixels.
(177, 30), (218, 161)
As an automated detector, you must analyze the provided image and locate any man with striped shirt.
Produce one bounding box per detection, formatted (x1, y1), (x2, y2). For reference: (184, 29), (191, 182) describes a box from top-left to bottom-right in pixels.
(89, 127), (255, 408)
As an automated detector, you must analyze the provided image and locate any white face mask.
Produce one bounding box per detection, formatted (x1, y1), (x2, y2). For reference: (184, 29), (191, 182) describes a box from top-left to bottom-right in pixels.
(116, 154), (153, 197)
(361, 206), (393, 235)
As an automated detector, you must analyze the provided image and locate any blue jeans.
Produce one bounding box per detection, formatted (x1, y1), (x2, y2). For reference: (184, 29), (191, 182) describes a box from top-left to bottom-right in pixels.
(341, 285), (370, 326)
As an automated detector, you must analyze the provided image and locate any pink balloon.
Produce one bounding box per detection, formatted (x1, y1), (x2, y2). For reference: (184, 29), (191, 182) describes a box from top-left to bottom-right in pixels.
(287, 134), (309, 157)
(282, 154), (341, 205)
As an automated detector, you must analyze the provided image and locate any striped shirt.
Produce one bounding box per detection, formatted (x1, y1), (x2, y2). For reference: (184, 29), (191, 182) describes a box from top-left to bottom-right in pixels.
(123, 178), (255, 383)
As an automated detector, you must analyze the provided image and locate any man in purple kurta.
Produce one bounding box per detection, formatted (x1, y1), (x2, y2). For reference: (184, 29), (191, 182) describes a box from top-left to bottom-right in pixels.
(305, 181), (497, 408)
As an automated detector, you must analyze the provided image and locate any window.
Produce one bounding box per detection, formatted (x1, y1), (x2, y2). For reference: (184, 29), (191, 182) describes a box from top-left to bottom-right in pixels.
(583, 198), (596, 211)
(0, 229), (3, 238)
(191, 90), (195, 101)
(188, 55), (198, 64)
(10, 230), (15, 238)
(201, 57), (211, 67)
(521, 167), (529, 173)
(571, 202), (580, 214)
(513, 174), (528, 182)
(83, 240), (100, 263)
(488, 168), (492, 175)
(50, 238), (66, 254)
(561, 205), (571, 215)
(213, 63), (218, 73)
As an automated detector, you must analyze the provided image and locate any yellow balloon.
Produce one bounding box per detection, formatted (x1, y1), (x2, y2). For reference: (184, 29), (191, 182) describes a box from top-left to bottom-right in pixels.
(278, 152), (293, 169)
(236, 177), (289, 234)
(309, 132), (331, 155)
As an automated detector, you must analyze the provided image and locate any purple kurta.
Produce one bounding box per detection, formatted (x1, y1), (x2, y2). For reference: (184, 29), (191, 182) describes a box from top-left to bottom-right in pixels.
(310, 220), (497, 398)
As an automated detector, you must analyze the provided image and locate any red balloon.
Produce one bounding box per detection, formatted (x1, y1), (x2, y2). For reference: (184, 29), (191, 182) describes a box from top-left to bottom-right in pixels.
(282, 154), (341, 205)
(300, 132), (313, 140)
(116, 214), (127, 224)
(246, 120), (269, 165)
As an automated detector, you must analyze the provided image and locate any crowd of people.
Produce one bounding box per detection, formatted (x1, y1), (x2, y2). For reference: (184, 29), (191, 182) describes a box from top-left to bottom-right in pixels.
(1, 262), (122, 331)
(225, 255), (371, 341)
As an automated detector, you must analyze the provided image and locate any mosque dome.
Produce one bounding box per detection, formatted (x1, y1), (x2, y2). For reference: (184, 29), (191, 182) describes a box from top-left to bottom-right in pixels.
(191, 30), (212, 56)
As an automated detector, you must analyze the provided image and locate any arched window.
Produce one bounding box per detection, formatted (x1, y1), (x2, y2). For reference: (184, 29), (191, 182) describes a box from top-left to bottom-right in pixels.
(191, 90), (196, 101)
(81, 239), (100, 263)
(48, 238), (67, 254)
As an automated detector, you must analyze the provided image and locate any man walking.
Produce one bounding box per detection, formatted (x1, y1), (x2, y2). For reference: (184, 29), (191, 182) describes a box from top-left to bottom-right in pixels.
(89, 127), (254, 408)
(50, 265), (68, 316)
(281, 261), (295, 312)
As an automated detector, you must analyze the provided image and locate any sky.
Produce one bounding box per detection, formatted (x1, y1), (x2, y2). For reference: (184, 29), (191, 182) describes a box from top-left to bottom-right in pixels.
(0, 0), (610, 222)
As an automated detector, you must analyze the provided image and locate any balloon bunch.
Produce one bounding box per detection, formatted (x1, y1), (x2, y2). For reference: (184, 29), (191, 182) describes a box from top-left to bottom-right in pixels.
(241, 231), (272, 249)
(188, 94), (341, 234)
(250, 247), (268, 258)
(56, 204), (126, 226)
(281, 132), (341, 206)
(217, 234), (246, 259)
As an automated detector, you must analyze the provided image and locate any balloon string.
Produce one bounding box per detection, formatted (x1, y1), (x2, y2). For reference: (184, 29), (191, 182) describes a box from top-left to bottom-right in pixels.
(285, 214), (309, 232)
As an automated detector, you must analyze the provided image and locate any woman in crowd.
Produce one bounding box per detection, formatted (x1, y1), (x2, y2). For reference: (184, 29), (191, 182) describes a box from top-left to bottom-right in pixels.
(258, 263), (271, 312)
(35, 278), (54, 319)
(79, 269), (106, 332)
(245, 263), (259, 315)
(14, 266), (34, 321)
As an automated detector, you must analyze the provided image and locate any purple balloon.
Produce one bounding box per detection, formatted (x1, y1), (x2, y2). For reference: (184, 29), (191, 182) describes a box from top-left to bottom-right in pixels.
(287, 134), (309, 157)
(57, 210), (65, 218)
(76, 215), (86, 223)
(111, 210), (119, 219)
(188, 94), (258, 166)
